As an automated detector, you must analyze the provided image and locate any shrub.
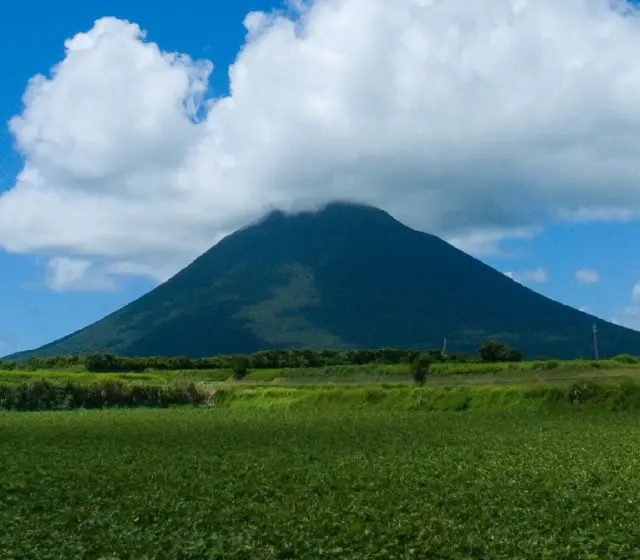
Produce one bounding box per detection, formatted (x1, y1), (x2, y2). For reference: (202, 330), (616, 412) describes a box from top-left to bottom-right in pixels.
(478, 341), (523, 363)
(0, 380), (207, 411)
(233, 356), (250, 380)
(613, 354), (638, 365)
(410, 354), (432, 386)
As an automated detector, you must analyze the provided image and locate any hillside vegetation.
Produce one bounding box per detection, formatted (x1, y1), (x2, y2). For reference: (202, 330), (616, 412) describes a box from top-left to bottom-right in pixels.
(9, 202), (640, 360)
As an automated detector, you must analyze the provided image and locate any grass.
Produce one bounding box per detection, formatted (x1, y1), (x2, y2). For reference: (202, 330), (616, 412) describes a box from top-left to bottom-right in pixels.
(0, 358), (637, 387)
(2, 408), (640, 558)
(6, 376), (640, 412)
(211, 379), (640, 412)
(0, 368), (233, 386)
(244, 360), (634, 382)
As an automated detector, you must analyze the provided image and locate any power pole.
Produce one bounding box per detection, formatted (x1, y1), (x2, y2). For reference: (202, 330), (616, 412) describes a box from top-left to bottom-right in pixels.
(441, 337), (447, 358)
(592, 323), (599, 361)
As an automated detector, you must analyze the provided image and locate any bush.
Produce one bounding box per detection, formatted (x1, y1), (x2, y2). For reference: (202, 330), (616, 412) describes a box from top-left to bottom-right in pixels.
(613, 354), (638, 365)
(0, 380), (207, 411)
(233, 356), (250, 380)
(478, 341), (523, 363)
(86, 352), (120, 373)
(410, 354), (432, 386)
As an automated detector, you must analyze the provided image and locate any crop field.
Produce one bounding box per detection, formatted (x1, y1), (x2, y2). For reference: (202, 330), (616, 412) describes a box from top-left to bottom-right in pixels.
(2, 408), (640, 559)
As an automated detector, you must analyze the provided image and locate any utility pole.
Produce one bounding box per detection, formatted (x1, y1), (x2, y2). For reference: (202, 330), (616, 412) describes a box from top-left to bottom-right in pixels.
(441, 337), (447, 359)
(592, 323), (599, 361)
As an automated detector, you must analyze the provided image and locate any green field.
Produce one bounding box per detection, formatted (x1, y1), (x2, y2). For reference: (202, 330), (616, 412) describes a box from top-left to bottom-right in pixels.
(1, 357), (638, 387)
(2, 408), (640, 559)
(4, 360), (640, 557)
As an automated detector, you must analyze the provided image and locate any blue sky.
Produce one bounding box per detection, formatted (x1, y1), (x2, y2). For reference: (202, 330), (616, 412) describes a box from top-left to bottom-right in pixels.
(2, 0), (640, 354)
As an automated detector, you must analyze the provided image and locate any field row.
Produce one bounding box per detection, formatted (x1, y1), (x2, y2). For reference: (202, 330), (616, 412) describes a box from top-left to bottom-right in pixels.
(0, 358), (636, 386)
(2, 408), (640, 558)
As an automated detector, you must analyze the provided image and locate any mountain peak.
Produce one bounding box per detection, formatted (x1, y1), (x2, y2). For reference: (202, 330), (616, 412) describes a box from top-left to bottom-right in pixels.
(253, 201), (402, 231)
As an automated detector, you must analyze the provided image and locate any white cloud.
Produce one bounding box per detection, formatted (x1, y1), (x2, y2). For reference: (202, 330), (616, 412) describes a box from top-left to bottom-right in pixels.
(447, 226), (539, 256)
(558, 207), (639, 223)
(45, 257), (116, 292)
(4, 4), (640, 285)
(575, 268), (599, 284)
(505, 267), (548, 284)
(611, 306), (640, 331)
(609, 280), (640, 331)
(526, 268), (548, 284)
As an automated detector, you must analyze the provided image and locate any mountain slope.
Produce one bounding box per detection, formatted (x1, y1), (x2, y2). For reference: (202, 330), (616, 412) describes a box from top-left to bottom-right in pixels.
(8, 202), (640, 359)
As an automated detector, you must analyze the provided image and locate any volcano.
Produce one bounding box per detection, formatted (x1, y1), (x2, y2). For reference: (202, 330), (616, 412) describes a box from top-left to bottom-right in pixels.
(8, 202), (640, 359)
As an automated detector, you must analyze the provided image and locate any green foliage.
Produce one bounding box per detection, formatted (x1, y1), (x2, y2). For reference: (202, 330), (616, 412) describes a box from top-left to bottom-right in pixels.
(0, 354), (639, 389)
(3, 377), (640, 412)
(7, 345), (634, 378)
(613, 354), (638, 364)
(1, 348), (447, 373)
(2, 344), (534, 374)
(212, 380), (640, 412)
(4, 408), (640, 557)
(410, 353), (432, 385)
(0, 380), (206, 411)
(478, 340), (524, 363)
(86, 352), (120, 373)
(232, 356), (250, 380)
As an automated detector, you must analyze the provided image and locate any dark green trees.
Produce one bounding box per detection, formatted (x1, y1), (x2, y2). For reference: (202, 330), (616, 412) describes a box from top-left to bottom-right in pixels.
(478, 341), (523, 363)
(232, 356), (251, 380)
(411, 353), (433, 385)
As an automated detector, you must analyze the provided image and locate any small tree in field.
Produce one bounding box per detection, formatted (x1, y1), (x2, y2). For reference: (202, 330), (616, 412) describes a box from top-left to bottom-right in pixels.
(411, 354), (432, 386)
(232, 356), (250, 380)
(502, 348), (524, 363)
(478, 340), (508, 363)
(478, 340), (524, 363)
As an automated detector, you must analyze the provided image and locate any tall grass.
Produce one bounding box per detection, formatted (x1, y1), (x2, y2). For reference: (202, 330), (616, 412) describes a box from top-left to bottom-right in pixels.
(0, 358), (633, 387)
(0, 379), (208, 411)
(3, 377), (639, 412)
(213, 381), (640, 412)
(243, 359), (634, 381)
(0, 368), (233, 386)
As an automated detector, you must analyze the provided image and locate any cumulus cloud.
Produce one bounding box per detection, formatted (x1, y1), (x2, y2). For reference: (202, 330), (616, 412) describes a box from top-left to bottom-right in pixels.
(574, 268), (599, 284)
(611, 306), (640, 331)
(4, 2), (640, 288)
(45, 257), (117, 292)
(447, 226), (539, 256)
(609, 280), (640, 330)
(504, 267), (548, 284)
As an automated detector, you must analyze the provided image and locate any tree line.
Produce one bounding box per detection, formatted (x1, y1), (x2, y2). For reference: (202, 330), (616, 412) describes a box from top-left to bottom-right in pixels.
(411, 341), (524, 385)
(0, 341), (524, 373)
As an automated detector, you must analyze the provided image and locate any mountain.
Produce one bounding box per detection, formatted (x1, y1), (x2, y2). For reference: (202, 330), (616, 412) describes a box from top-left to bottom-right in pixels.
(7, 202), (640, 360)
